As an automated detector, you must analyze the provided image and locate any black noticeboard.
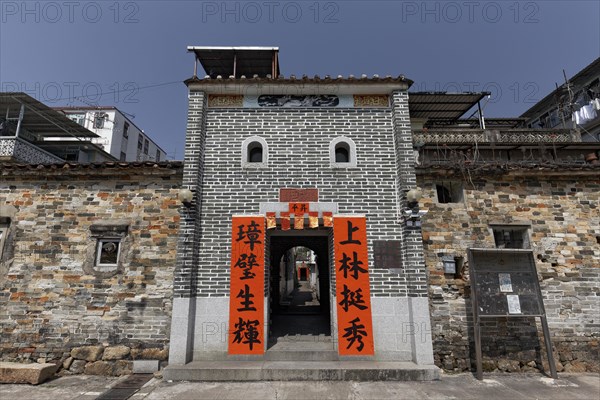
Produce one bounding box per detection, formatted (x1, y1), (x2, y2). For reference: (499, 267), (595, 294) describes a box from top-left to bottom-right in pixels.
(468, 248), (557, 380)
(469, 249), (544, 317)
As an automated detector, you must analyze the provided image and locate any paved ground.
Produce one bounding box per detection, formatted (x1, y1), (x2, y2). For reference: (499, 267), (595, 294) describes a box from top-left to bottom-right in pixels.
(1, 373), (598, 400)
(0, 375), (121, 400)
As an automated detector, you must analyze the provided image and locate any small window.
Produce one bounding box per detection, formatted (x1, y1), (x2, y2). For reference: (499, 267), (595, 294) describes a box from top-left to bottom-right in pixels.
(93, 113), (105, 129)
(248, 143), (263, 163)
(156, 149), (161, 162)
(123, 122), (130, 139)
(86, 223), (129, 276)
(95, 239), (121, 267)
(120, 151), (126, 161)
(68, 113), (86, 126)
(241, 136), (268, 168)
(144, 139), (149, 155)
(436, 182), (463, 203)
(137, 135), (143, 150)
(492, 225), (530, 249)
(335, 143), (350, 163)
(330, 137), (357, 168)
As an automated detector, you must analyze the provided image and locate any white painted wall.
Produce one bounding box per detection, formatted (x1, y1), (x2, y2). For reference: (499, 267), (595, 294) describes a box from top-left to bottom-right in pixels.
(59, 108), (167, 162)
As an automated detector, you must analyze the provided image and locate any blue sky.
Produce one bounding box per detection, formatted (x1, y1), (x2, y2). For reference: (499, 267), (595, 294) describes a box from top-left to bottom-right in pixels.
(1, 0), (599, 159)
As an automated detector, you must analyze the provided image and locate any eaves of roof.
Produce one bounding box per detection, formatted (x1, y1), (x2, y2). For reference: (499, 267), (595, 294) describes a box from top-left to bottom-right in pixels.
(0, 161), (183, 175)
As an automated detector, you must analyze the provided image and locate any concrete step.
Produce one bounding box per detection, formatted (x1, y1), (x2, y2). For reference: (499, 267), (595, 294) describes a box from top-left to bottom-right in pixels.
(264, 350), (338, 361)
(271, 334), (333, 344)
(266, 337), (337, 361)
(163, 361), (440, 382)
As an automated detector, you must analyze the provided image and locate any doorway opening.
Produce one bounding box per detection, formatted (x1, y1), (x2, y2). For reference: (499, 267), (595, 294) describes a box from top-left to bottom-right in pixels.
(268, 232), (332, 348)
(280, 246), (320, 313)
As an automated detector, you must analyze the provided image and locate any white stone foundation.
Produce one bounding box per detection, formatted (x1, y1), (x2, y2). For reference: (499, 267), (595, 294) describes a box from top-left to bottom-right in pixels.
(170, 295), (435, 365)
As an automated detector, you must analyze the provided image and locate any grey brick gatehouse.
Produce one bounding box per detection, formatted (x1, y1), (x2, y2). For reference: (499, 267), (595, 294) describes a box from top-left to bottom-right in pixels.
(167, 47), (436, 375)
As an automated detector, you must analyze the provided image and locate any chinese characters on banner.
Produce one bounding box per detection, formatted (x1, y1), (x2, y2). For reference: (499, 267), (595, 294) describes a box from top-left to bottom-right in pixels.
(228, 217), (265, 355)
(289, 202), (309, 214)
(334, 217), (375, 355)
(290, 203), (308, 230)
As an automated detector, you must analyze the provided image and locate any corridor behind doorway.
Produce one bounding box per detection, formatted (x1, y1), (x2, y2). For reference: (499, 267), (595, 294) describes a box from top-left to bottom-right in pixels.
(268, 236), (332, 349)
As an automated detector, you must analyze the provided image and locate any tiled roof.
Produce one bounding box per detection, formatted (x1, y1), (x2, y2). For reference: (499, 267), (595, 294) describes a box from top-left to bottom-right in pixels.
(0, 161), (183, 171)
(185, 74), (412, 85)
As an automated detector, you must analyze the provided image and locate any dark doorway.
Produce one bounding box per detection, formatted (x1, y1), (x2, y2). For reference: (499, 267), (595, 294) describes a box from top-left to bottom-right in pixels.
(278, 246), (319, 313)
(268, 232), (331, 348)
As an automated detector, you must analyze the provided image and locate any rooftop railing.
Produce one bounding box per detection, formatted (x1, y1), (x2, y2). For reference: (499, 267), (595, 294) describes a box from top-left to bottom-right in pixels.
(413, 129), (579, 145)
(0, 136), (64, 164)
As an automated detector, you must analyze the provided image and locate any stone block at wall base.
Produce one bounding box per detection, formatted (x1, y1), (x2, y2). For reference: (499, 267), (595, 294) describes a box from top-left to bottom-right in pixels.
(131, 347), (168, 361)
(84, 360), (132, 376)
(71, 346), (104, 362)
(0, 362), (58, 385)
(133, 360), (160, 373)
(103, 345), (130, 361)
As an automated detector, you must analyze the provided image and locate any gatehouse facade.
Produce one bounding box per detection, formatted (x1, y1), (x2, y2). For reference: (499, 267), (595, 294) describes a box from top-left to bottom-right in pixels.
(167, 47), (435, 372)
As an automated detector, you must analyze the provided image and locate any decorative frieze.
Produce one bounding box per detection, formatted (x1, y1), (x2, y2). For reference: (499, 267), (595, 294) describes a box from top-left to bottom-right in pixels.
(413, 130), (486, 144)
(207, 94), (391, 108)
(207, 95), (244, 108)
(353, 95), (389, 108)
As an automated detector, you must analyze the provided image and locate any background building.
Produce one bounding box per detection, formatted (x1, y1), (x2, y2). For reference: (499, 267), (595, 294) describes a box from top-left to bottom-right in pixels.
(1, 93), (116, 164)
(521, 57), (600, 143)
(55, 107), (167, 162)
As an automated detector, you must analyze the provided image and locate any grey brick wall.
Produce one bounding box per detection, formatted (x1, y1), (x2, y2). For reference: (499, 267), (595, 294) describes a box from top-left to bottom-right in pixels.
(174, 91), (208, 298)
(190, 102), (425, 297)
(392, 91), (428, 297)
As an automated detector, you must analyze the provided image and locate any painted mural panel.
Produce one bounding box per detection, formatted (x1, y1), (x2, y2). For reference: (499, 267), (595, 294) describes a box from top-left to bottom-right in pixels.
(258, 95), (339, 107)
(228, 216), (265, 355)
(243, 95), (355, 108)
(334, 216), (375, 356)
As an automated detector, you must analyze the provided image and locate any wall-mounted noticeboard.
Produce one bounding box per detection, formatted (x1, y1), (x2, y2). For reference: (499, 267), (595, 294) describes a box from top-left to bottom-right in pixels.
(469, 249), (544, 317)
(468, 248), (557, 380)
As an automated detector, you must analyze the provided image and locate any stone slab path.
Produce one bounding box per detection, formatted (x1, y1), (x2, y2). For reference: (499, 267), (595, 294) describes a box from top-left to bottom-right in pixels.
(1, 373), (599, 400)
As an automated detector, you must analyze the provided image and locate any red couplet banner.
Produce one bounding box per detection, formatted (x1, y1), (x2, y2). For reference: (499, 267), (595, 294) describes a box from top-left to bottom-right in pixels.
(333, 216), (375, 356)
(228, 216), (265, 355)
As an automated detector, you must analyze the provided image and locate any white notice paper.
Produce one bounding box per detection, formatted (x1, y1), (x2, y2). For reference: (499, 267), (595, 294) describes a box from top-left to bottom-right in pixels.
(507, 295), (521, 314)
(499, 273), (513, 292)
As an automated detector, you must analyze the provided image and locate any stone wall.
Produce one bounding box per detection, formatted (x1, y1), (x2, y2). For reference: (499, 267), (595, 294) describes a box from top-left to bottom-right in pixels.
(417, 167), (600, 373)
(0, 162), (182, 375)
